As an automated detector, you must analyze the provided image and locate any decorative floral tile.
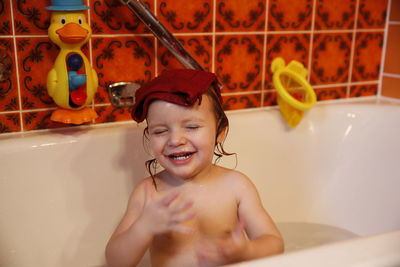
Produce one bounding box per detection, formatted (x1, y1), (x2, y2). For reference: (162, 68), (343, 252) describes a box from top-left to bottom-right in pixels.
(0, 0), (12, 35)
(310, 33), (352, 85)
(222, 93), (262, 110)
(13, 0), (51, 35)
(263, 91), (278, 107)
(90, 0), (153, 34)
(265, 34), (310, 89)
(315, 86), (347, 101)
(0, 38), (19, 112)
(352, 32), (383, 82)
(16, 37), (60, 110)
(268, 0), (313, 31)
(22, 110), (72, 131)
(92, 36), (155, 104)
(215, 35), (264, 93)
(216, 0), (266, 32)
(157, 35), (212, 73)
(158, 0), (213, 33)
(357, 0), (388, 29)
(95, 105), (132, 123)
(349, 84), (378, 97)
(0, 113), (21, 133)
(315, 0), (356, 30)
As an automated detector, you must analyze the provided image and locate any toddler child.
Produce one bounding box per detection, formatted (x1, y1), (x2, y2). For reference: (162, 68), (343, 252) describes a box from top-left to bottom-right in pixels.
(105, 69), (283, 267)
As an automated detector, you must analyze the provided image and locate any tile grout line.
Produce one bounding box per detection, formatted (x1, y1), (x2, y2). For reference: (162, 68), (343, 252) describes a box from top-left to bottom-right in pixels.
(382, 72), (400, 79)
(307, 0), (317, 84)
(378, 0), (392, 97)
(260, 0), (269, 107)
(212, 0), (216, 73)
(154, 0), (158, 76)
(87, 0), (97, 123)
(1, 28), (386, 39)
(346, 0), (360, 98)
(9, 0), (24, 132)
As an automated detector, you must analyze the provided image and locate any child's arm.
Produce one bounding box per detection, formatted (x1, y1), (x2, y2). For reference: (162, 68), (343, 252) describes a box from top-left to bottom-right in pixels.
(235, 173), (284, 259)
(105, 179), (195, 267)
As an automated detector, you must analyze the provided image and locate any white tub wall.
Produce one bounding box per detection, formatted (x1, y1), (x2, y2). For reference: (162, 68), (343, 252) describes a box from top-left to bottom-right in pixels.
(219, 103), (400, 236)
(0, 124), (150, 267)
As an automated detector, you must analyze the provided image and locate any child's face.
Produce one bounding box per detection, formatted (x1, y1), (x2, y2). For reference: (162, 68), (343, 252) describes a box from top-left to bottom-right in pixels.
(146, 96), (218, 180)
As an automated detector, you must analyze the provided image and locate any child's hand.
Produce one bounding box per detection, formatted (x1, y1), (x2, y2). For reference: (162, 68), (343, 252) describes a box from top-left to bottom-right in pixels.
(196, 218), (248, 266)
(138, 180), (196, 236)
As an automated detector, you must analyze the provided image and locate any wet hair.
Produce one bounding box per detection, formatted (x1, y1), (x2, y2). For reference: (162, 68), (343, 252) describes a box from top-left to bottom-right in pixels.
(143, 85), (235, 188)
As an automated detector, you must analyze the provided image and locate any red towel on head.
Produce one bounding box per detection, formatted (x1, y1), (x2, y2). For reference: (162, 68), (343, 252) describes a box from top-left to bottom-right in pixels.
(131, 69), (221, 123)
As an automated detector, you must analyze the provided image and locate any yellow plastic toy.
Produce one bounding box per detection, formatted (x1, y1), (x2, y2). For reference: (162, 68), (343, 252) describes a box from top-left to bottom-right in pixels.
(46, 0), (98, 124)
(271, 57), (316, 128)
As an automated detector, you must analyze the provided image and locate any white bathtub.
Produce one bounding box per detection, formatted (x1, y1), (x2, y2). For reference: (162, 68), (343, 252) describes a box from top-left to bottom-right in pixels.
(1, 99), (399, 267)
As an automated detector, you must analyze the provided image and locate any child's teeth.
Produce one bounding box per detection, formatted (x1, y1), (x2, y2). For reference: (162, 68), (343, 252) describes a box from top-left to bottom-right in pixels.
(172, 153), (191, 160)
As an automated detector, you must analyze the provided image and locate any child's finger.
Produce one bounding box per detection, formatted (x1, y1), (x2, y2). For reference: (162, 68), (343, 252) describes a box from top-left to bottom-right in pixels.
(172, 199), (194, 213)
(160, 191), (180, 206)
(172, 210), (196, 223)
(171, 224), (196, 235)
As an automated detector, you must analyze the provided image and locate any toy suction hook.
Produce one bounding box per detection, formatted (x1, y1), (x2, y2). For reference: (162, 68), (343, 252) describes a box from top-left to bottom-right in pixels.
(271, 57), (316, 127)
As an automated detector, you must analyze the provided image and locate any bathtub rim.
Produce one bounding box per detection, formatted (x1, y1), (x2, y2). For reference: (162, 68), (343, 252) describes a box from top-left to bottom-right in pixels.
(228, 229), (400, 267)
(1, 96), (399, 139)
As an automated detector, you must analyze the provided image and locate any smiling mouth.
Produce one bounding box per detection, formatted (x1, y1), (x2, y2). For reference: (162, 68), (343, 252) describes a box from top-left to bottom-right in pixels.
(168, 152), (194, 160)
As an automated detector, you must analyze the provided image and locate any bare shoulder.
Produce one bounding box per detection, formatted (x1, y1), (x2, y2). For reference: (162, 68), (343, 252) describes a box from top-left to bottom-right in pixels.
(128, 177), (154, 206)
(215, 166), (258, 196)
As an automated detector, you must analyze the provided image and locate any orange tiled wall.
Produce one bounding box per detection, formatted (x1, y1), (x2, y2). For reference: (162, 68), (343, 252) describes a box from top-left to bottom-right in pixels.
(0, 0), (388, 133)
(382, 0), (400, 98)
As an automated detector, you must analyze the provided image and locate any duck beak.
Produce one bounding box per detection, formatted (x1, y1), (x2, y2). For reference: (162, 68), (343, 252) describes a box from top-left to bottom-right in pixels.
(56, 23), (88, 44)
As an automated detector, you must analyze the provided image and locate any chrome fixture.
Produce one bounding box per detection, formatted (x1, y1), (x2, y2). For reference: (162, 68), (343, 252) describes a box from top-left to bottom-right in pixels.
(108, 82), (140, 107)
(108, 0), (223, 107)
(120, 0), (204, 71)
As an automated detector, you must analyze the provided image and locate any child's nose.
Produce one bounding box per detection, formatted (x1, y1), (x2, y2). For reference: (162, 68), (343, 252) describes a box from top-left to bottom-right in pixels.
(168, 129), (186, 146)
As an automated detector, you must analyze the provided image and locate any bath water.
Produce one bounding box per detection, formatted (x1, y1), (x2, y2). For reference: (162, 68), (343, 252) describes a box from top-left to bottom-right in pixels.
(277, 222), (359, 252)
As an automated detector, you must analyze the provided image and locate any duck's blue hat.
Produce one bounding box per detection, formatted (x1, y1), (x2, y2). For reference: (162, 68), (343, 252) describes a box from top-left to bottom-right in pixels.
(46, 0), (90, 11)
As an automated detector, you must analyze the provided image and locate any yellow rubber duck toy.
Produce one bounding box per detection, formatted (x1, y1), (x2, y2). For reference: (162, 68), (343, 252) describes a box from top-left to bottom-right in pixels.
(46, 0), (98, 124)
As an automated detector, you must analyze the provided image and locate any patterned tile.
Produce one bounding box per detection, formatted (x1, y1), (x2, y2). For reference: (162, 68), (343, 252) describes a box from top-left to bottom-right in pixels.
(314, 86), (347, 101)
(222, 93), (262, 110)
(16, 37), (59, 110)
(13, 0), (51, 35)
(95, 105), (132, 123)
(265, 34), (310, 89)
(263, 91), (278, 107)
(22, 110), (73, 131)
(0, 0), (12, 35)
(349, 84), (378, 97)
(92, 36), (155, 104)
(0, 38), (19, 112)
(0, 113), (21, 133)
(90, 0), (153, 34)
(268, 0), (313, 31)
(216, 0), (266, 32)
(215, 35), (264, 93)
(158, 0), (213, 33)
(310, 33), (352, 85)
(357, 0), (388, 29)
(352, 32), (383, 82)
(315, 0), (356, 30)
(157, 35), (213, 73)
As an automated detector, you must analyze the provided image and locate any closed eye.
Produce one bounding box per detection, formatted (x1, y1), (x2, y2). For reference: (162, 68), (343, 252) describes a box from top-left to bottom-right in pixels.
(151, 129), (167, 135)
(186, 125), (200, 130)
